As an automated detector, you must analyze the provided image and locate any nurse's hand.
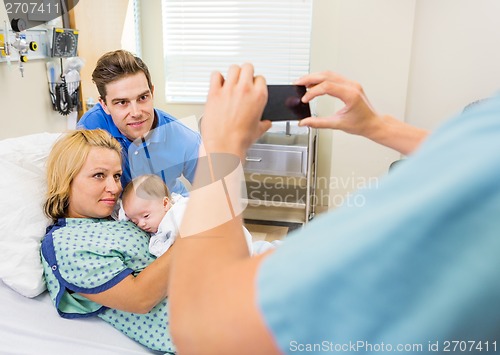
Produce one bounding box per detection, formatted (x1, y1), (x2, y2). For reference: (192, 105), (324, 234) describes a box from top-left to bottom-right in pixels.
(295, 71), (429, 155)
(201, 63), (272, 159)
(295, 71), (380, 137)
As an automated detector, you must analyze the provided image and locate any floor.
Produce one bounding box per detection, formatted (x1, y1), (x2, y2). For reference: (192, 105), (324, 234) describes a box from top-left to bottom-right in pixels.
(243, 205), (328, 242)
(244, 219), (303, 242)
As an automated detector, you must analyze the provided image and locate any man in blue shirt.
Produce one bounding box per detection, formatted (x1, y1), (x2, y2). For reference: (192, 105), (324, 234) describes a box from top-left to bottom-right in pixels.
(77, 50), (200, 196)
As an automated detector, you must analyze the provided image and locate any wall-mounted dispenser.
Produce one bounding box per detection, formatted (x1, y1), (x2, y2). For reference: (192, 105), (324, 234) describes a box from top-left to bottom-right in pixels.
(0, 19), (48, 77)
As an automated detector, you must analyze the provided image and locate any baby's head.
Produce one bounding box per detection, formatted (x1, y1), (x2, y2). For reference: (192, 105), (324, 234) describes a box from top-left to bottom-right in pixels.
(122, 174), (172, 233)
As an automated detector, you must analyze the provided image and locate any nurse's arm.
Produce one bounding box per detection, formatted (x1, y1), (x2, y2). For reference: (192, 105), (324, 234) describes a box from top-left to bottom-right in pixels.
(169, 195), (280, 354)
(169, 64), (279, 353)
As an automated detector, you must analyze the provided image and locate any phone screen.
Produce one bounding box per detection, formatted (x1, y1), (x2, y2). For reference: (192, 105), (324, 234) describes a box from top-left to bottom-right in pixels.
(261, 85), (311, 121)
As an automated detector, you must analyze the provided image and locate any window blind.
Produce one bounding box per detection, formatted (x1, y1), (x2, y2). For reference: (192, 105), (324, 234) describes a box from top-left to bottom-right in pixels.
(133, 0), (142, 57)
(161, 0), (313, 103)
(122, 0), (142, 57)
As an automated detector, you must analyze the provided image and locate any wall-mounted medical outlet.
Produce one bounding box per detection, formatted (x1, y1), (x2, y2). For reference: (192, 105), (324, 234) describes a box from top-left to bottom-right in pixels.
(0, 28), (49, 62)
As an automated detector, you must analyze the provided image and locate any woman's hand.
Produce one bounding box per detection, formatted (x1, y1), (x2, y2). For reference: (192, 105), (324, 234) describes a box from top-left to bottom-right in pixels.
(200, 63), (272, 159)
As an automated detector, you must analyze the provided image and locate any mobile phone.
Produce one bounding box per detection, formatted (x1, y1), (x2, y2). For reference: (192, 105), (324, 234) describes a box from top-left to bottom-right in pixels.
(261, 85), (311, 121)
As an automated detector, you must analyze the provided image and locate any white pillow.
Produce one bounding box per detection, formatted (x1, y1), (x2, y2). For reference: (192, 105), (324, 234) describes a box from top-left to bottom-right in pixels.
(0, 132), (61, 297)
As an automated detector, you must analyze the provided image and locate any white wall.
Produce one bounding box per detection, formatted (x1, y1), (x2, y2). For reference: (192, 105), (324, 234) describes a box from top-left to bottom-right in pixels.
(406, 0), (500, 130)
(312, 0), (415, 207)
(310, 0), (500, 208)
(0, 11), (67, 139)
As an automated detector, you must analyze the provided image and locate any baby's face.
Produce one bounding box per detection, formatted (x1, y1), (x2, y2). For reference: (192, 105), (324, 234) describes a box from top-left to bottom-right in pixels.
(124, 194), (170, 233)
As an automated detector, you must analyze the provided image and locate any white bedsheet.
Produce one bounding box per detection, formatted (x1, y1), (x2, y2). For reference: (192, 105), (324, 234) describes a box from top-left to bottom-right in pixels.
(0, 280), (162, 354)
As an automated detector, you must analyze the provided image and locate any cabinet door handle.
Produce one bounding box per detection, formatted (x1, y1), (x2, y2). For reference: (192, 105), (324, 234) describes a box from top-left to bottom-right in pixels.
(245, 157), (262, 162)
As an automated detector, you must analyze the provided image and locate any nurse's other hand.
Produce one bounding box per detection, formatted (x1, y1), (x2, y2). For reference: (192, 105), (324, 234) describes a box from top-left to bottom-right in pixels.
(295, 71), (381, 137)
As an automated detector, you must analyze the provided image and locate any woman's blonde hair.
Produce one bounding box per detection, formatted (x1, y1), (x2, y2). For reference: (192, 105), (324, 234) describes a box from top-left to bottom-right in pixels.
(43, 129), (122, 220)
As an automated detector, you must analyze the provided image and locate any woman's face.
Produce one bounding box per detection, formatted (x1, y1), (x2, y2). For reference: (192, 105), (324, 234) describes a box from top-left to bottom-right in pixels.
(67, 147), (123, 218)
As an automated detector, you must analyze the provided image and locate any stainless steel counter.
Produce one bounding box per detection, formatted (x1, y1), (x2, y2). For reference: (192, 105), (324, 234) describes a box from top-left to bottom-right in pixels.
(243, 121), (318, 223)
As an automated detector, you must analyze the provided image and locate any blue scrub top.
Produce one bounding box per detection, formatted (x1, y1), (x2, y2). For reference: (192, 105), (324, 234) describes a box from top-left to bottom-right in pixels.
(78, 104), (201, 196)
(257, 95), (500, 353)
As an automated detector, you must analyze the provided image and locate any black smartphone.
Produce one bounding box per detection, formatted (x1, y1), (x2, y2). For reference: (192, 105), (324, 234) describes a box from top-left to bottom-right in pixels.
(261, 85), (311, 121)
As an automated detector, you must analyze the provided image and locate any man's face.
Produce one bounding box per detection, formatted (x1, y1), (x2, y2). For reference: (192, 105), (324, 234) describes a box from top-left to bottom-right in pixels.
(99, 72), (155, 141)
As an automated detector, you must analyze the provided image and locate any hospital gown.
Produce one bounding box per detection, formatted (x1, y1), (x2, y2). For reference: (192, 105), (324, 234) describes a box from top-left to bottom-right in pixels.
(40, 218), (175, 353)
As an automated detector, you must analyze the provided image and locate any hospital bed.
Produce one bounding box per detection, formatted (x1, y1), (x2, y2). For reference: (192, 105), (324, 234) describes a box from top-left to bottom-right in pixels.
(0, 133), (161, 354)
(0, 280), (161, 354)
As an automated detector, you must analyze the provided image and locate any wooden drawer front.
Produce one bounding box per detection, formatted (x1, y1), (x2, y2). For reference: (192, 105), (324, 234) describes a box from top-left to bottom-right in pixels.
(245, 147), (306, 176)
